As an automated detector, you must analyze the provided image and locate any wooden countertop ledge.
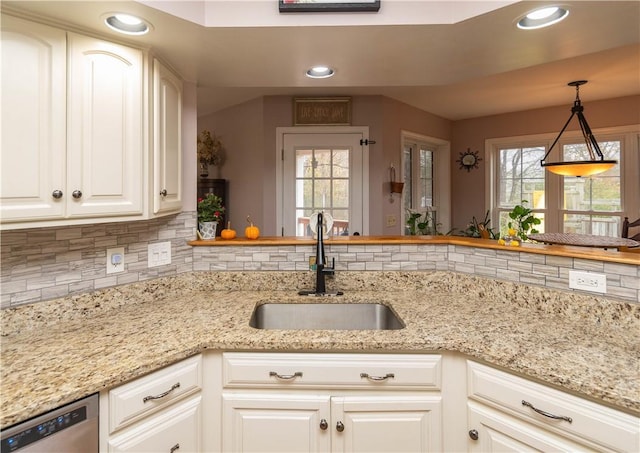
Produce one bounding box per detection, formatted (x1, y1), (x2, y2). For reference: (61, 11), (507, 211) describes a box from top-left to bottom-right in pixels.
(188, 235), (640, 265)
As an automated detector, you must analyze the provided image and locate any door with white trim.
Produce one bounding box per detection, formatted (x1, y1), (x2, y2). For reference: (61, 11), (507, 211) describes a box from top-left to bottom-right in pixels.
(280, 129), (369, 237)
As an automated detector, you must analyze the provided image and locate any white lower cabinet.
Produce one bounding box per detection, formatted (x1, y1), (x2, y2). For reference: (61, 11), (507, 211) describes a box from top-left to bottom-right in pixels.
(108, 395), (201, 453)
(466, 360), (640, 452)
(101, 355), (203, 452)
(221, 352), (443, 453)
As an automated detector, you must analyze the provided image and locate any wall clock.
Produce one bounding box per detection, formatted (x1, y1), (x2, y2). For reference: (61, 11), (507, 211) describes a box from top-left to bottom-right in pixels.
(457, 148), (482, 172)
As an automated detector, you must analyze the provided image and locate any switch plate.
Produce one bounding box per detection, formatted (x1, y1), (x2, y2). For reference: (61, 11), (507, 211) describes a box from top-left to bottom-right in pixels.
(148, 241), (172, 268)
(569, 270), (607, 294)
(106, 247), (125, 275)
(386, 215), (397, 227)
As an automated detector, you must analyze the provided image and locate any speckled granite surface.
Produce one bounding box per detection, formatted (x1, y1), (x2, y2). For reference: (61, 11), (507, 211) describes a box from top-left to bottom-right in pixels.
(1, 271), (639, 428)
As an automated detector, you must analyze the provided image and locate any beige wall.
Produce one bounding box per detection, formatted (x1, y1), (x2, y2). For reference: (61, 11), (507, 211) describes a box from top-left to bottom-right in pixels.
(450, 95), (640, 230)
(197, 94), (638, 236)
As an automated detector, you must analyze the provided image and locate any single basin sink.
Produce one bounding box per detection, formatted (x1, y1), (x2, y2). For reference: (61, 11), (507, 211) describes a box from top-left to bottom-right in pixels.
(249, 303), (405, 330)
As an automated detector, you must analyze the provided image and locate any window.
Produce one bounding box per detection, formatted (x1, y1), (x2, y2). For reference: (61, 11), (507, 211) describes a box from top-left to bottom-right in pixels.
(295, 147), (350, 235)
(403, 143), (434, 212)
(562, 141), (621, 236)
(488, 126), (639, 238)
(496, 146), (546, 233)
(401, 132), (451, 235)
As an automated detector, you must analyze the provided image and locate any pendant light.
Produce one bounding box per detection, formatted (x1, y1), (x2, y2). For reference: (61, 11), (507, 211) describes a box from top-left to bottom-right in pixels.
(540, 80), (617, 177)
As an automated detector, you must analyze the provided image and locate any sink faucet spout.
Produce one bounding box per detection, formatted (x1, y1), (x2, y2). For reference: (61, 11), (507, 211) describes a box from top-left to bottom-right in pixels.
(299, 212), (343, 296)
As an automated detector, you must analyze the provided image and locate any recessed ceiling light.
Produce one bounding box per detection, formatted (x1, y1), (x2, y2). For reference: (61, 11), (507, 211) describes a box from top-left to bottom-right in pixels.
(517, 6), (569, 30)
(104, 13), (150, 35)
(306, 66), (335, 79)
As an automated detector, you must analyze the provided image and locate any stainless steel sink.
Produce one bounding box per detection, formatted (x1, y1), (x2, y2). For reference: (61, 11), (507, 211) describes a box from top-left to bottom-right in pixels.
(249, 303), (405, 330)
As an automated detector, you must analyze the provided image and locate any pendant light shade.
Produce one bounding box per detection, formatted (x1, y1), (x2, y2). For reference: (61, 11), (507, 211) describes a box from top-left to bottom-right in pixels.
(540, 80), (617, 177)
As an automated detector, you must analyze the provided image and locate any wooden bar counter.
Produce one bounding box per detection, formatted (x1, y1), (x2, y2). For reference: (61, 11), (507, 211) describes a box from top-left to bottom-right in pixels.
(189, 235), (640, 265)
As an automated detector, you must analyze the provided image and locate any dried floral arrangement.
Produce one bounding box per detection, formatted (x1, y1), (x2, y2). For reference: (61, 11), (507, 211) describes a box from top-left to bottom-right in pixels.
(197, 130), (225, 166)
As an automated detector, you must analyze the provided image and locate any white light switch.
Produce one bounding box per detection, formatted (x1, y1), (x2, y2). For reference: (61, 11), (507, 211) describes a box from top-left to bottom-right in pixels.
(106, 247), (125, 274)
(148, 241), (171, 267)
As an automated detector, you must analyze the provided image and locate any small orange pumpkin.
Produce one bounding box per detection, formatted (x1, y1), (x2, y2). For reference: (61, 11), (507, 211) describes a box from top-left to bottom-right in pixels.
(245, 216), (260, 240)
(220, 221), (236, 240)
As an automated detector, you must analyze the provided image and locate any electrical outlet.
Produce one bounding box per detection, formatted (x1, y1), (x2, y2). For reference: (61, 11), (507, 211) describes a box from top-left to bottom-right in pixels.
(569, 270), (607, 294)
(148, 241), (172, 268)
(106, 247), (125, 275)
(386, 215), (397, 227)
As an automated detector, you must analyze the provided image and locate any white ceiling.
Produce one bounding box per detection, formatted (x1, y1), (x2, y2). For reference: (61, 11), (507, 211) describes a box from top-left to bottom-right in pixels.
(4, 1), (640, 120)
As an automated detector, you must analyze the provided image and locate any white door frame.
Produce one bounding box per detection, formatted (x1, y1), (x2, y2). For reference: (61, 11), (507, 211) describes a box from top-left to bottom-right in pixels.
(276, 126), (370, 236)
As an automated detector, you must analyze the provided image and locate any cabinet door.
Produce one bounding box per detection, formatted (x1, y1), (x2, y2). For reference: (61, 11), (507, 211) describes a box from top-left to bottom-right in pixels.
(108, 395), (201, 452)
(1, 15), (66, 222)
(468, 402), (594, 452)
(153, 58), (182, 215)
(222, 393), (331, 452)
(332, 395), (443, 453)
(66, 33), (143, 218)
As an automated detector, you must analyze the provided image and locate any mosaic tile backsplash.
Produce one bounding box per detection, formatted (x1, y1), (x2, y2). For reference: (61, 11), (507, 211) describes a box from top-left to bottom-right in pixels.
(1, 211), (639, 308)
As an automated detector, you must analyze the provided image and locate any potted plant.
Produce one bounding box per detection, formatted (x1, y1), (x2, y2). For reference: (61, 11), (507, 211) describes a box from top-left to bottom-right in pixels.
(197, 193), (225, 240)
(507, 200), (541, 241)
(458, 210), (498, 239)
(197, 130), (225, 178)
(406, 209), (440, 235)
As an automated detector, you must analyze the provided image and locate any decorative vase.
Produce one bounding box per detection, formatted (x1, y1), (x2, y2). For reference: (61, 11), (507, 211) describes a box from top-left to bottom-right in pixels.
(199, 221), (218, 240)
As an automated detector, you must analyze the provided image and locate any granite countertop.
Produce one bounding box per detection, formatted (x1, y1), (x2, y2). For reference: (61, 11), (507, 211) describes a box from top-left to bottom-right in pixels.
(1, 271), (639, 428)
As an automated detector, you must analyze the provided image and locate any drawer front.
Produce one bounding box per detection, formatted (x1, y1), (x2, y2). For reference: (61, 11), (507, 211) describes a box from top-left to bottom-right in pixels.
(108, 395), (201, 452)
(109, 355), (202, 433)
(223, 353), (441, 390)
(467, 361), (639, 452)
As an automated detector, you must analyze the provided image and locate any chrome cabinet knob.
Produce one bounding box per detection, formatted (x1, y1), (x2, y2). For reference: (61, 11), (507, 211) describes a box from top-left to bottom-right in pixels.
(468, 429), (479, 440)
(319, 419), (328, 430)
(160, 189), (168, 196)
(52, 190), (63, 199)
(336, 421), (344, 432)
(72, 190), (82, 199)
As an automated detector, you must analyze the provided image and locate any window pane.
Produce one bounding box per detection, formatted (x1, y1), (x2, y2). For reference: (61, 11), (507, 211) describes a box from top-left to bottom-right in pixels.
(314, 149), (332, 177)
(419, 148), (433, 208)
(564, 213), (620, 236)
(333, 149), (349, 177)
(332, 179), (349, 208)
(499, 147), (545, 208)
(403, 148), (412, 211)
(562, 140), (621, 234)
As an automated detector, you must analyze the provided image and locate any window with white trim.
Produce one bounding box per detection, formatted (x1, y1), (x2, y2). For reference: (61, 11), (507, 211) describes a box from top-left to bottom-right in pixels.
(488, 126), (639, 238)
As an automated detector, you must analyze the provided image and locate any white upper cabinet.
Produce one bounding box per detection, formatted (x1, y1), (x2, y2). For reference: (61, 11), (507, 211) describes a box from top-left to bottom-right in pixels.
(0, 15), (67, 222)
(152, 58), (183, 215)
(1, 14), (184, 229)
(66, 32), (143, 218)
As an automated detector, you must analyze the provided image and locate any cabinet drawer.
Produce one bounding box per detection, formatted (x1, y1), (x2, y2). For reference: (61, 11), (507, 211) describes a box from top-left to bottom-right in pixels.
(109, 355), (202, 433)
(108, 395), (201, 452)
(223, 353), (441, 390)
(467, 361), (639, 452)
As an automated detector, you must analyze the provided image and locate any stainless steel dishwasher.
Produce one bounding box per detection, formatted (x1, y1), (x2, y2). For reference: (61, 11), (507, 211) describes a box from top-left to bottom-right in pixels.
(1, 394), (98, 453)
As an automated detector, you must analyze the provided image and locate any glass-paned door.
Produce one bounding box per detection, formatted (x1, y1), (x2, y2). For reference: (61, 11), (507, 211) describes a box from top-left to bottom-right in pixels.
(282, 132), (366, 237)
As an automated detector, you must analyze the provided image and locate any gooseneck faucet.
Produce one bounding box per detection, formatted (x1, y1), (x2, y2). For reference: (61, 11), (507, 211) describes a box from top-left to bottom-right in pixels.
(299, 212), (342, 296)
(315, 212), (329, 293)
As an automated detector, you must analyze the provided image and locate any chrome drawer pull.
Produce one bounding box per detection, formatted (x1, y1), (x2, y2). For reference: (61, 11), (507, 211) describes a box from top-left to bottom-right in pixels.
(143, 383), (180, 403)
(269, 371), (303, 380)
(360, 372), (395, 381)
(522, 400), (572, 423)
(170, 444), (180, 453)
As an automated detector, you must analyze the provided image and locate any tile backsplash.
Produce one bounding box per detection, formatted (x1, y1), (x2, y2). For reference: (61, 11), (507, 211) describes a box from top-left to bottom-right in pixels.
(2, 211), (639, 307)
(1, 213), (196, 308)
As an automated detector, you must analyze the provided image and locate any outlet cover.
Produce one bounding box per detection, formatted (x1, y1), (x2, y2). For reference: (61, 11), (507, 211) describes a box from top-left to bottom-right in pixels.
(106, 247), (125, 275)
(148, 241), (171, 268)
(569, 270), (607, 294)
